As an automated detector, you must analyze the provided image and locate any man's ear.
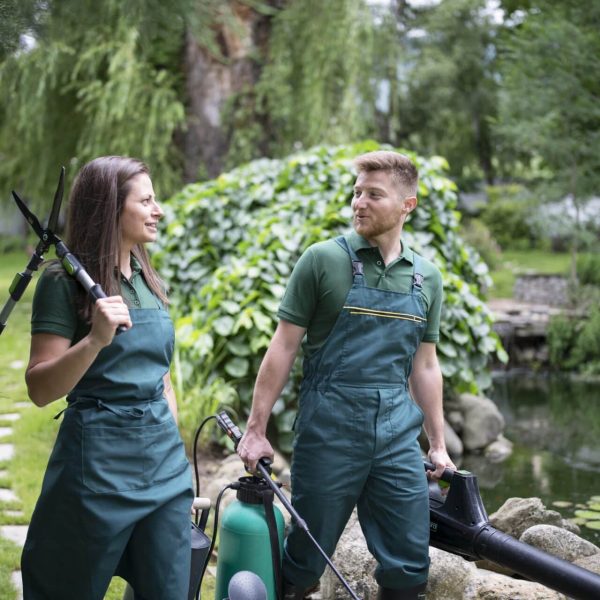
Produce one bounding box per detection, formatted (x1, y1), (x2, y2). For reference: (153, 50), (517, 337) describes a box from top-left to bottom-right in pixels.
(403, 196), (417, 213)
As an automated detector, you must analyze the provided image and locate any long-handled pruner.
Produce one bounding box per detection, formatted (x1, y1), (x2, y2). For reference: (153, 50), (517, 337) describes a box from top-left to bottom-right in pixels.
(0, 167), (126, 335)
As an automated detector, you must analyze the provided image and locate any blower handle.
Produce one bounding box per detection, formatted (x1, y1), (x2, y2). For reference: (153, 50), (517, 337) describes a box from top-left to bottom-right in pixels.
(215, 411), (361, 600)
(424, 460), (455, 484)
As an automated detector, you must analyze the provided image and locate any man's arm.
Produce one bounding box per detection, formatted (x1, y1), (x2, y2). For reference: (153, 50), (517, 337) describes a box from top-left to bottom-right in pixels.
(409, 341), (456, 479)
(238, 319), (306, 471)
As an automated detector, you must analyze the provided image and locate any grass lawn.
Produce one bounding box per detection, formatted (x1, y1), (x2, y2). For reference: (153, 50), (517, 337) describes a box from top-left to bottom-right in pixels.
(488, 249), (571, 299)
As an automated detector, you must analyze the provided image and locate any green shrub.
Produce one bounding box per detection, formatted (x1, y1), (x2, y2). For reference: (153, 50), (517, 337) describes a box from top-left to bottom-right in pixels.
(460, 218), (501, 271)
(155, 142), (507, 449)
(577, 253), (600, 287)
(480, 185), (540, 250)
(548, 305), (600, 375)
(547, 315), (578, 369)
(570, 306), (600, 375)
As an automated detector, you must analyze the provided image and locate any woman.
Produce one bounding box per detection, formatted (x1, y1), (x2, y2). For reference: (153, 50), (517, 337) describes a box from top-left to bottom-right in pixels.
(21, 156), (193, 599)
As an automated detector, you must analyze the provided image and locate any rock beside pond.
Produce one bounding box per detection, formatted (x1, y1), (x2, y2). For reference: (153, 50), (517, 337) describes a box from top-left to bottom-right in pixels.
(456, 393), (505, 451)
(444, 419), (464, 458)
(462, 568), (565, 600)
(427, 547), (478, 598)
(574, 551), (600, 576)
(520, 524), (599, 562)
(489, 497), (580, 538)
(483, 434), (513, 463)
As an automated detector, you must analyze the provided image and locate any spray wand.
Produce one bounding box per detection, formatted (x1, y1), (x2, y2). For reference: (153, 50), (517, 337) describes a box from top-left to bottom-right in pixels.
(216, 411), (361, 600)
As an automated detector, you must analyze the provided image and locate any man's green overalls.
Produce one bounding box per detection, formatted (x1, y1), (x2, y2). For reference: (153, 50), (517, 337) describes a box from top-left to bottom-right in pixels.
(283, 236), (430, 593)
(21, 300), (193, 599)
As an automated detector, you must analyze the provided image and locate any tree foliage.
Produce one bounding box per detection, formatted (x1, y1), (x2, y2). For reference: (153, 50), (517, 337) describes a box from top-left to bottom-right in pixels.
(497, 1), (600, 202)
(0, 0), (255, 208)
(154, 141), (507, 448)
(390, 0), (501, 185)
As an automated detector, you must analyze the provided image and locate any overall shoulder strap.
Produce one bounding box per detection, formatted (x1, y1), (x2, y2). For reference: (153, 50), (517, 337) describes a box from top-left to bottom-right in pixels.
(335, 236), (364, 279)
(411, 250), (424, 291)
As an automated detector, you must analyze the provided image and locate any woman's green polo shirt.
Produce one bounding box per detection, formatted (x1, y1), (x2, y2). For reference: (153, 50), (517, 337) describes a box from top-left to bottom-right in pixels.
(31, 257), (161, 343)
(278, 231), (443, 358)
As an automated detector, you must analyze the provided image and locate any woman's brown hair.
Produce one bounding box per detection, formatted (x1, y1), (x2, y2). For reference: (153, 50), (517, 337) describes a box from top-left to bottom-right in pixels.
(65, 156), (168, 321)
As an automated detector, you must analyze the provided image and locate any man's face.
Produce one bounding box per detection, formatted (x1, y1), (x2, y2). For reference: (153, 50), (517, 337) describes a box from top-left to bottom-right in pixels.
(351, 170), (411, 241)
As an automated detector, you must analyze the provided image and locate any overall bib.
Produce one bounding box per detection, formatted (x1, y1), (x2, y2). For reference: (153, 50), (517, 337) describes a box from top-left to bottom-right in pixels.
(283, 236), (430, 590)
(22, 304), (193, 600)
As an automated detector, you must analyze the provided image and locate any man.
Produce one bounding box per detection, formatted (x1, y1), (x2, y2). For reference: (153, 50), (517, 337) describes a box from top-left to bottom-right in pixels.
(238, 150), (456, 600)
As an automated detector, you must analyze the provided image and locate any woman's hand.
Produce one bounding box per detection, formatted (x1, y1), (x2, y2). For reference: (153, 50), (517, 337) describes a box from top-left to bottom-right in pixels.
(89, 296), (132, 348)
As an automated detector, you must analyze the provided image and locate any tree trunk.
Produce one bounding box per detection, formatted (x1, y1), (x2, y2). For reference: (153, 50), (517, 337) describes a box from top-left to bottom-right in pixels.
(181, 2), (278, 182)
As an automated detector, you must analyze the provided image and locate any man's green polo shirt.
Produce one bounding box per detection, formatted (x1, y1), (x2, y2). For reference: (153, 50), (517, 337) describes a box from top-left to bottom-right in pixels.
(31, 257), (161, 342)
(278, 231), (443, 357)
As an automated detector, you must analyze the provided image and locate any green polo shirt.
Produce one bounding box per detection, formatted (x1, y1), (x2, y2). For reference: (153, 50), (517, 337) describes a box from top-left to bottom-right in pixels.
(31, 257), (161, 342)
(278, 231), (443, 357)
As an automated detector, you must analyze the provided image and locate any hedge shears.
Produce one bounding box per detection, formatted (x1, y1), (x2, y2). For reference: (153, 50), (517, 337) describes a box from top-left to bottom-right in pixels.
(1, 167), (125, 335)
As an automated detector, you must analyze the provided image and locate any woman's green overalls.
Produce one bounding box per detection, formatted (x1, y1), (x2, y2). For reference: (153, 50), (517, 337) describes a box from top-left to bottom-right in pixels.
(283, 236), (430, 591)
(22, 300), (193, 600)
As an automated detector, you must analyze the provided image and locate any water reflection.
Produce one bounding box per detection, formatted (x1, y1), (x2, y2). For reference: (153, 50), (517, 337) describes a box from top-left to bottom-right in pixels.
(460, 370), (600, 544)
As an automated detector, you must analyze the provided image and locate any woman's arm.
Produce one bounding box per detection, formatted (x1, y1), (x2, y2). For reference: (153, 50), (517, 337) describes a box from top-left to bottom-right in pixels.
(25, 296), (132, 406)
(163, 371), (178, 423)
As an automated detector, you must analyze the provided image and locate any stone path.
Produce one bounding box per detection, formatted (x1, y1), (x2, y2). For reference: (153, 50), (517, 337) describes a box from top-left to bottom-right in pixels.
(0, 407), (27, 600)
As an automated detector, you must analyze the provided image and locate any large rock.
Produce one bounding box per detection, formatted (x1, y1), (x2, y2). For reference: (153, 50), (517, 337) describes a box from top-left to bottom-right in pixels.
(457, 393), (505, 451)
(463, 569), (566, 599)
(427, 547), (477, 600)
(520, 524), (599, 563)
(489, 497), (577, 539)
(320, 511), (377, 599)
(574, 552), (600, 576)
(483, 435), (513, 463)
(444, 419), (464, 459)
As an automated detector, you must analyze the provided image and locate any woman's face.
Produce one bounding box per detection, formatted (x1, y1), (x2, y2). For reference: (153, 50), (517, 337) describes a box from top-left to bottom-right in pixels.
(120, 173), (163, 248)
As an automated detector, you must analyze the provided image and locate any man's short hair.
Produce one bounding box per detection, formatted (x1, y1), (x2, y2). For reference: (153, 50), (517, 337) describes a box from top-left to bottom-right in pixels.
(353, 151), (418, 197)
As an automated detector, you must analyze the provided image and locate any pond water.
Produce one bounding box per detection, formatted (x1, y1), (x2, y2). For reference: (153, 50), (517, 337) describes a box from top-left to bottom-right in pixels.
(458, 370), (600, 545)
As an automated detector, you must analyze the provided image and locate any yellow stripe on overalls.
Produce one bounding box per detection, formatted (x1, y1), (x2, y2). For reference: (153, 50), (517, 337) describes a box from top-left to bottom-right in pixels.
(344, 305), (427, 323)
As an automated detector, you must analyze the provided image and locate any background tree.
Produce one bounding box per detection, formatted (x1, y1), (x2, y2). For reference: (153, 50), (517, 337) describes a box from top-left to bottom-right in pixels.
(496, 0), (600, 269)
(0, 0), (283, 209)
(394, 0), (501, 186)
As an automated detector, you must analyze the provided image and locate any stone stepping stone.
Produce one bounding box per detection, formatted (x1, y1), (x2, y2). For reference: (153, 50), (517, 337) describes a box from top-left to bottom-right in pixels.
(0, 444), (14, 461)
(11, 571), (23, 600)
(0, 427), (12, 438)
(9, 360), (24, 369)
(14, 402), (30, 409)
(0, 488), (18, 502)
(1, 525), (28, 547)
(0, 413), (20, 422)
(0, 470), (7, 478)
(4, 509), (24, 518)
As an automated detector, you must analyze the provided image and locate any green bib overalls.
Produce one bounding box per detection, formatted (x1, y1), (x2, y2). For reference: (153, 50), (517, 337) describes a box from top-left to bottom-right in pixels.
(283, 236), (430, 591)
(22, 303), (193, 600)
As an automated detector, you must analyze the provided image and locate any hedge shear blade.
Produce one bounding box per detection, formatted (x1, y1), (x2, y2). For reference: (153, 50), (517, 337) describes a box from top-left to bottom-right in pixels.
(11, 190), (45, 240)
(12, 166), (65, 248)
(47, 166), (65, 234)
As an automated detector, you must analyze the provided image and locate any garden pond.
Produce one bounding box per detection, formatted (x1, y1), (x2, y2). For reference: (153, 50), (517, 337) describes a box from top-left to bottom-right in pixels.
(459, 370), (600, 545)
